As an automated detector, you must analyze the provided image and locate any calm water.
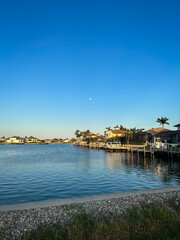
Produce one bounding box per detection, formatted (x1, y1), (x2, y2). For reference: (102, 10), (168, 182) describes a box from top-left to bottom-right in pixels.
(0, 144), (180, 205)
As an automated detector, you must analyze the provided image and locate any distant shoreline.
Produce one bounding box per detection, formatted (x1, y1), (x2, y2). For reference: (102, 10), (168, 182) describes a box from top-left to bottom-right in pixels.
(0, 143), (71, 145)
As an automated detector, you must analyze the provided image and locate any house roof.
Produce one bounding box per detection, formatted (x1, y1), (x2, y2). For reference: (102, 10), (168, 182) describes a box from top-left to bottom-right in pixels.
(114, 125), (119, 129)
(96, 135), (104, 139)
(174, 123), (180, 127)
(145, 128), (171, 135)
(29, 136), (38, 139)
(88, 133), (97, 137)
(111, 130), (126, 134)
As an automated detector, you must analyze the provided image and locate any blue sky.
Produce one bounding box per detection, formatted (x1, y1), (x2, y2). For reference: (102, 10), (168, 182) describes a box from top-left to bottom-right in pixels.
(0, 0), (180, 138)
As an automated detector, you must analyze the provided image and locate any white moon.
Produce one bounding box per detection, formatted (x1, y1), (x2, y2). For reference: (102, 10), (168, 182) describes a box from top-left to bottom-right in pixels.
(89, 97), (92, 101)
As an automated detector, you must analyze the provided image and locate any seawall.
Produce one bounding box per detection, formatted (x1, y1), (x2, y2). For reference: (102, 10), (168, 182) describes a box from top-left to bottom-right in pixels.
(0, 186), (180, 240)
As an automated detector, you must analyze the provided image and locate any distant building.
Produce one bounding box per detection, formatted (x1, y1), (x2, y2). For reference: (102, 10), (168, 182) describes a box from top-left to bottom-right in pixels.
(145, 127), (170, 135)
(51, 138), (61, 143)
(130, 128), (171, 144)
(96, 135), (105, 141)
(130, 131), (152, 144)
(88, 133), (97, 138)
(145, 126), (180, 145)
(6, 136), (24, 144)
(0, 137), (6, 143)
(156, 130), (180, 144)
(25, 136), (41, 143)
(105, 126), (126, 140)
(87, 133), (105, 142)
(174, 123), (180, 131)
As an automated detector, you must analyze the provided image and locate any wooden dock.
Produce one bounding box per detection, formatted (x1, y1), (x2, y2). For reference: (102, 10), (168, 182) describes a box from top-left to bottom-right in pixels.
(74, 141), (180, 160)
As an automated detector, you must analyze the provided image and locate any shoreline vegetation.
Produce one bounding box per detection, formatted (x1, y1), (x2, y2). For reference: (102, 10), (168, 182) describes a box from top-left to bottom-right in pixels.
(25, 204), (180, 240)
(0, 189), (180, 240)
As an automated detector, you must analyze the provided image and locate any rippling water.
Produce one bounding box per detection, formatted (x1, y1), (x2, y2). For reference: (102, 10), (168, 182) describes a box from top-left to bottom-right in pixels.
(0, 144), (180, 205)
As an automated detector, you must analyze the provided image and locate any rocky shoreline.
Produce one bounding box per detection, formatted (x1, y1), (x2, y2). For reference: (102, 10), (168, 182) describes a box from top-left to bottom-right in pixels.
(0, 188), (180, 240)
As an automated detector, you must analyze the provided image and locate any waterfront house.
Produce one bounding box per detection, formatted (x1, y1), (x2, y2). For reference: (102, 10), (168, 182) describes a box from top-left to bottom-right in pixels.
(130, 128), (170, 146)
(88, 133), (97, 138)
(51, 138), (62, 143)
(0, 136), (6, 143)
(174, 123), (180, 131)
(6, 136), (24, 144)
(96, 135), (105, 142)
(87, 133), (105, 142)
(130, 131), (152, 144)
(45, 139), (52, 144)
(145, 127), (170, 135)
(105, 126), (126, 140)
(144, 126), (180, 148)
(25, 136), (41, 143)
(155, 130), (180, 145)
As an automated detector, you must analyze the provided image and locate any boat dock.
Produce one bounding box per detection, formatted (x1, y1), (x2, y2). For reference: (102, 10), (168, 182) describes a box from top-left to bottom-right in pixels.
(74, 142), (180, 160)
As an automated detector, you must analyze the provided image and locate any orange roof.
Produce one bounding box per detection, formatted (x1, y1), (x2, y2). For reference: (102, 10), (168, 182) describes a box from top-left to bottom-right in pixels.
(96, 135), (104, 139)
(88, 133), (97, 136)
(112, 130), (126, 133)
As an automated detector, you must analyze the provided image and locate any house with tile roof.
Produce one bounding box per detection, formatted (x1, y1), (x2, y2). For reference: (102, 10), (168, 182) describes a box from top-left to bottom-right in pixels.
(145, 127), (170, 135)
(87, 133), (105, 142)
(105, 126), (126, 140)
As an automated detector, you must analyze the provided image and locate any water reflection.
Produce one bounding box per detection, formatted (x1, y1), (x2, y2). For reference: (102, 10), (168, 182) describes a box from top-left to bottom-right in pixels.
(0, 144), (180, 205)
(105, 152), (180, 184)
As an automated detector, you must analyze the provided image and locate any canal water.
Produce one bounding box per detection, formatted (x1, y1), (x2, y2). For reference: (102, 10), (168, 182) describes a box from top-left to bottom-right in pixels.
(0, 144), (180, 205)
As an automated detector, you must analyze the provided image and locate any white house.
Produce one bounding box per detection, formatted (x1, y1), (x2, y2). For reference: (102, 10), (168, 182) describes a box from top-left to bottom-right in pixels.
(6, 136), (24, 144)
(25, 136), (41, 143)
(105, 126), (126, 140)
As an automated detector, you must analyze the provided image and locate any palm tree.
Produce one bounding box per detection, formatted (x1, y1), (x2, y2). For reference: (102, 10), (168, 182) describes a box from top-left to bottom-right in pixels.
(74, 130), (82, 139)
(86, 129), (91, 136)
(120, 125), (124, 130)
(156, 117), (169, 128)
(105, 126), (112, 131)
(120, 125), (129, 131)
(82, 130), (91, 140)
(130, 127), (137, 132)
(75, 130), (79, 138)
(124, 131), (133, 145)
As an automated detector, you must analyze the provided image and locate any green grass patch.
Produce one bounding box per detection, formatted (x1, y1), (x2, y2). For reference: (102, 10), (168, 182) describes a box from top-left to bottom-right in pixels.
(25, 203), (180, 240)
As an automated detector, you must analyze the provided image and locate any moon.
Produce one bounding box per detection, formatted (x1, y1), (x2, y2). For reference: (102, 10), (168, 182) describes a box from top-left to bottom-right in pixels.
(89, 97), (92, 101)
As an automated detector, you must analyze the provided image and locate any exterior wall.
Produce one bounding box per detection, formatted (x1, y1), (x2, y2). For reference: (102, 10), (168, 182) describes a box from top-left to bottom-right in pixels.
(25, 137), (40, 143)
(105, 131), (114, 139)
(130, 132), (152, 144)
(6, 138), (24, 144)
(105, 131), (124, 139)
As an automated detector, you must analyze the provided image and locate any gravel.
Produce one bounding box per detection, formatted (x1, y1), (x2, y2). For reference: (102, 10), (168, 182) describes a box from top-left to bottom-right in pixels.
(0, 190), (180, 240)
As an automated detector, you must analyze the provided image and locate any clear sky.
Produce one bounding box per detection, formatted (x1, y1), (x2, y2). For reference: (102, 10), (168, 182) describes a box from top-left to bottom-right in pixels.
(0, 0), (180, 139)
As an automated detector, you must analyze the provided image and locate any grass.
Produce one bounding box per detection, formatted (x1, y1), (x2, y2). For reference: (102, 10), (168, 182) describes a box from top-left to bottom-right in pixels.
(25, 203), (180, 240)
